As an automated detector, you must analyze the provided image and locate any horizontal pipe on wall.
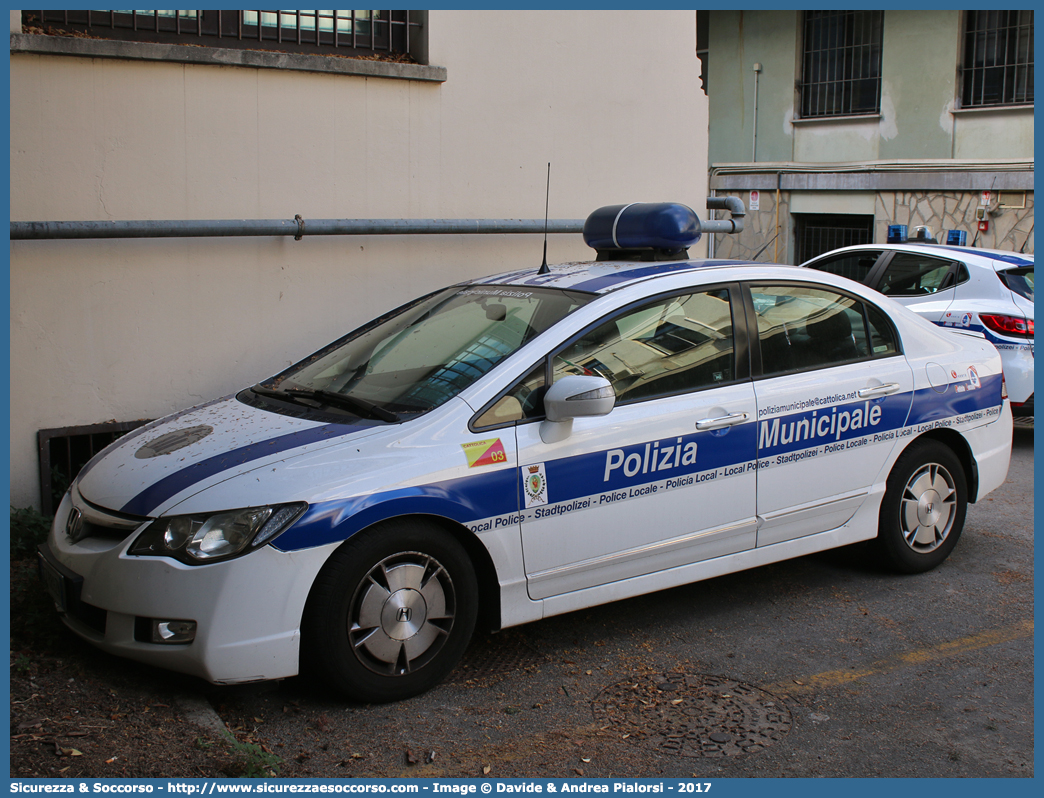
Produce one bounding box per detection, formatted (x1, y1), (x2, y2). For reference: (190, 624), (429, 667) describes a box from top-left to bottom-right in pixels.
(11, 198), (748, 242)
(10, 218), (587, 241)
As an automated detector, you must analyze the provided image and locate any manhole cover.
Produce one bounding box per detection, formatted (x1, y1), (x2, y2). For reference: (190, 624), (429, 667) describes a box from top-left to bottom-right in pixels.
(448, 631), (548, 685)
(592, 673), (792, 758)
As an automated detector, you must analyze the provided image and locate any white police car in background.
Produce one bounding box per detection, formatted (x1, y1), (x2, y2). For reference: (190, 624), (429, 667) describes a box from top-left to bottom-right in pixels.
(40, 203), (1012, 703)
(801, 242), (1034, 417)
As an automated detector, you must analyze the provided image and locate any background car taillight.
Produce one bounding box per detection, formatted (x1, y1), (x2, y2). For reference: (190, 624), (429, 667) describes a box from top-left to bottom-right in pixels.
(979, 313), (1034, 338)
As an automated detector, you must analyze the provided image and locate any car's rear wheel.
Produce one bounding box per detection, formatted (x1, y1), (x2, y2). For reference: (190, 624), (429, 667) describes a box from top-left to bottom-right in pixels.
(303, 520), (477, 702)
(876, 440), (967, 573)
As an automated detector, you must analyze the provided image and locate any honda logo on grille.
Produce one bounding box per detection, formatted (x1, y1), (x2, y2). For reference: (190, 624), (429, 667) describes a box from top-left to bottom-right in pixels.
(65, 508), (85, 542)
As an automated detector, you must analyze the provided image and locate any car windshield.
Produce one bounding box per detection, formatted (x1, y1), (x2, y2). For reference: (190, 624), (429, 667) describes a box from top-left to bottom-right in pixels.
(999, 266), (1034, 302)
(259, 285), (591, 420)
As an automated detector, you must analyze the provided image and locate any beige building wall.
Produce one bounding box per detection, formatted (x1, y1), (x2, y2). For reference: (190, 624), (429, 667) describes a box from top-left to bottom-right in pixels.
(9, 10), (710, 509)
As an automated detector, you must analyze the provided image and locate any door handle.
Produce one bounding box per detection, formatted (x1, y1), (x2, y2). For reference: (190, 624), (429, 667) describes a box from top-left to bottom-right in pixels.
(695, 412), (749, 431)
(857, 383), (901, 399)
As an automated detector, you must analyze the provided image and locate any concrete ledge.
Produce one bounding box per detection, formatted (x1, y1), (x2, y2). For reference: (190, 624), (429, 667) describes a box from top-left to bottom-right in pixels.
(710, 162), (1034, 192)
(711, 172), (1035, 192)
(10, 32), (447, 83)
(951, 104), (1034, 116)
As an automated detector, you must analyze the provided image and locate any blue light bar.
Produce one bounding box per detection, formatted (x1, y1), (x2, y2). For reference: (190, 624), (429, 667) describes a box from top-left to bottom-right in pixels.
(887, 224), (908, 244)
(583, 202), (701, 256)
(946, 229), (967, 246)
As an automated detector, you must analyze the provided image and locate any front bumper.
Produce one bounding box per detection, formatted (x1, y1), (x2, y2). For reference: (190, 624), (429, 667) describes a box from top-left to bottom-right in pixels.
(42, 488), (336, 684)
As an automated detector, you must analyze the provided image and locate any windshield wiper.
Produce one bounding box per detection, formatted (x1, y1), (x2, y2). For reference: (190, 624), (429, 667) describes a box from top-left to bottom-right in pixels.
(251, 384), (315, 407)
(277, 386), (399, 422)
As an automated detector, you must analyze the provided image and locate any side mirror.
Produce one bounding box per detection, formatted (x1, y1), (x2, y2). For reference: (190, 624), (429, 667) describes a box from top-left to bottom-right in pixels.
(540, 375), (616, 443)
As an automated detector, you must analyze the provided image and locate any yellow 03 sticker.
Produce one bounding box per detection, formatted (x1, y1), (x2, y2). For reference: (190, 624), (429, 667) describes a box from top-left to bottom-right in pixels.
(461, 438), (508, 468)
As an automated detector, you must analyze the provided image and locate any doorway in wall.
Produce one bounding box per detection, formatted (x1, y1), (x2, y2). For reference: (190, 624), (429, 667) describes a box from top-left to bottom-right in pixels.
(795, 214), (874, 263)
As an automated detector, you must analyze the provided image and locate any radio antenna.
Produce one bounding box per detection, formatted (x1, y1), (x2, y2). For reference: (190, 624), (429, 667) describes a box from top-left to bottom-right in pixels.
(538, 162), (551, 275)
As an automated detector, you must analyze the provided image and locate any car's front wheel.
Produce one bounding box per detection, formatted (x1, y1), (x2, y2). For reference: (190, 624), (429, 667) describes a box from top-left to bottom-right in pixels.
(876, 440), (967, 573)
(302, 519), (478, 702)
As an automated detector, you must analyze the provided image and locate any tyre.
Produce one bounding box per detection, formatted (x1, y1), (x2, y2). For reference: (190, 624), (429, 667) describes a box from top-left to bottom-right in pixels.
(302, 519), (478, 702)
(876, 440), (967, 574)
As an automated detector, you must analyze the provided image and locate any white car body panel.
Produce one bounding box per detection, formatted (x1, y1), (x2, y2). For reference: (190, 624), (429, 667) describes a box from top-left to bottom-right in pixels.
(515, 380), (759, 600)
(43, 258), (1013, 686)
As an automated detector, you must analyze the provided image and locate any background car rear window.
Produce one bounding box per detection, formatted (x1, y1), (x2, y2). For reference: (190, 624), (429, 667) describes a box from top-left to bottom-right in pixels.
(809, 250), (883, 282)
(999, 266), (1034, 301)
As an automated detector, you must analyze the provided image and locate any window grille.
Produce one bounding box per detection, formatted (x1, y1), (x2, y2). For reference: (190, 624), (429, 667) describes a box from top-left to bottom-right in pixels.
(22, 10), (418, 59)
(799, 10), (883, 118)
(38, 420), (151, 517)
(795, 214), (874, 264)
(961, 11), (1034, 108)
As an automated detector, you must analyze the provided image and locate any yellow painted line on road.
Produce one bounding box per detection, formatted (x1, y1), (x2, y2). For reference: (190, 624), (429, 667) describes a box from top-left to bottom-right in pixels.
(765, 619), (1033, 695)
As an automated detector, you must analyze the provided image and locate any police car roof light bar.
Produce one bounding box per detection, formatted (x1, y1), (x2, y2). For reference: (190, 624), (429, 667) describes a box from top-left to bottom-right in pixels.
(583, 202), (703, 261)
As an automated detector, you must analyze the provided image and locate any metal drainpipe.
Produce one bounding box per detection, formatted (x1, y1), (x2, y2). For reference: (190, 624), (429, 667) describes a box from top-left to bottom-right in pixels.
(10, 217), (585, 241)
(11, 198), (747, 241)
(774, 171), (782, 262)
(752, 63), (762, 163)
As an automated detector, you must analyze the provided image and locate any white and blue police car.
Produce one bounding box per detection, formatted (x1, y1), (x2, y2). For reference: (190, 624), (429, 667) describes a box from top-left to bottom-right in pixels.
(41, 203), (1012, 703)
(802, 242), (1034, 417)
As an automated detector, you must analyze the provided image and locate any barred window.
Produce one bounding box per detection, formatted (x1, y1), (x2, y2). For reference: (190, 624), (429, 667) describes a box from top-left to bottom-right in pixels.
(22, 10), (419, 60)
(799, 10), (883, 118)
(961, 11), (1034, 108)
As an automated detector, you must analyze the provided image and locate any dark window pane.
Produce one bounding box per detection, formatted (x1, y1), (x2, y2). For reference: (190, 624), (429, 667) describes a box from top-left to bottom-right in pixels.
(800, 11), (883, 118)
(806, 250), (883, 283)
(751, 285), (871, 376)
(866, 304), (899, 357)
(877, 254), (957, 297)
(473, 362), (547, 429)
(22, 10), (417, 58)
(961, 11), (1034, 107)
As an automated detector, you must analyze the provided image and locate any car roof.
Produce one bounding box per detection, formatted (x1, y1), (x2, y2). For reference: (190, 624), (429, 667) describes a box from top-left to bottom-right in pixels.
(806, 243), (1034, 268)
(465, 258), (762, 295)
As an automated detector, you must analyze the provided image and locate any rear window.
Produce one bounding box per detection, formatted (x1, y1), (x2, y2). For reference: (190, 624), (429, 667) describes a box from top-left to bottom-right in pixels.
(999, 267), (1034, 302)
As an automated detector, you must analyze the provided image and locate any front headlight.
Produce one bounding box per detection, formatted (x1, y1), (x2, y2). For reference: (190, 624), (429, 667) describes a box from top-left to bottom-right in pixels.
(128, 503), (306, 565)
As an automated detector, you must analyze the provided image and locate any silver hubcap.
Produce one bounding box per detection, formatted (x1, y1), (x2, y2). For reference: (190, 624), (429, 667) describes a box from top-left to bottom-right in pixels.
(899, 463), (957, 553)
(349, 552), (455, 675)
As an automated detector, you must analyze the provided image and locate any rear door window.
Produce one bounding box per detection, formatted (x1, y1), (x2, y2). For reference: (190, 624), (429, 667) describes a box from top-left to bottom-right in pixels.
(875, 253), (961, 297)
(750, 284), (898, 376)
